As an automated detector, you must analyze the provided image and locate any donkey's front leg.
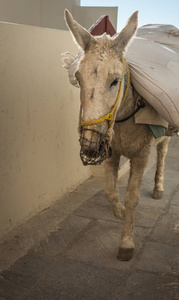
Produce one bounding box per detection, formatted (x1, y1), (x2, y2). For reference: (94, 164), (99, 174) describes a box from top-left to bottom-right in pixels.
(105, 153), (125, 220)
(118, 152), (149, 261)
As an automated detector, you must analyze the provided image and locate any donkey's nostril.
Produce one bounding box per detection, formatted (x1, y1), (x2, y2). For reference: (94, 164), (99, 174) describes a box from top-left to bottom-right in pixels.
(82, 146), (97, 158)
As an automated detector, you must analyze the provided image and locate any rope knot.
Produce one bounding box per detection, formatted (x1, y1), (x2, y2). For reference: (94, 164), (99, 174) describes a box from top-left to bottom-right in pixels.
(107, 113), (113, 121)
(107, 113), (114, 127)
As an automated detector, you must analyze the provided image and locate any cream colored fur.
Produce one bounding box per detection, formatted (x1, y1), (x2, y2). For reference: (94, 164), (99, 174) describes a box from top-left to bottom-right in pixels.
(64, 10), (170, 261)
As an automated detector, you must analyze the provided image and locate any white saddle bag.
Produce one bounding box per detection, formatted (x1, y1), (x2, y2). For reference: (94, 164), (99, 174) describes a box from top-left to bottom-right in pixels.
(125, 25), (179, 128)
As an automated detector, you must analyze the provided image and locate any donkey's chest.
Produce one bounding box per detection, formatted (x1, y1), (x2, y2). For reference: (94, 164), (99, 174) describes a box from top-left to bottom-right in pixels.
(113, 122), (154, 158)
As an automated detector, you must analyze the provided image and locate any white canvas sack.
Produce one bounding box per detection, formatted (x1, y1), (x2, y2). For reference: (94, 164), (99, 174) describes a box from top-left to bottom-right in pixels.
(125, 25), (179, 128)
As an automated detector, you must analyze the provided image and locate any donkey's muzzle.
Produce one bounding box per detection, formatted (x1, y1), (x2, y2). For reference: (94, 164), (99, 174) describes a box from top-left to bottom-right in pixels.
(79, 128), (112, 166)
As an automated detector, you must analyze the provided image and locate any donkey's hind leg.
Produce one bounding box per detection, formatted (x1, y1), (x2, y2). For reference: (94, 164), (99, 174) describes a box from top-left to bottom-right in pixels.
(105, 152), (125, 220)
(153, 136), (170, 199)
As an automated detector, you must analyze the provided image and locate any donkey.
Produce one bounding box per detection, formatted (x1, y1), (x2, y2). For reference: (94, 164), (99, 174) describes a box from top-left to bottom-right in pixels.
(64, 10), (171, 261)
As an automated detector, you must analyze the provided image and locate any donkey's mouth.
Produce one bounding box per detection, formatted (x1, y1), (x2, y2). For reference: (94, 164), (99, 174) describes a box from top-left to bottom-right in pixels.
(79, 128), (112, 166)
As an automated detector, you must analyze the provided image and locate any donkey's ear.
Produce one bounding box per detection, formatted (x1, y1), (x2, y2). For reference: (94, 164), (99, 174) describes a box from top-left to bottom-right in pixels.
(65, 9), (95, 50)
(111, 11), (138, 55)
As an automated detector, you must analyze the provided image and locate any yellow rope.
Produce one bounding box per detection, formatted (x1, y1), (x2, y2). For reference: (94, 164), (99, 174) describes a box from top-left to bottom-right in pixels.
(81, 61), (130, 128)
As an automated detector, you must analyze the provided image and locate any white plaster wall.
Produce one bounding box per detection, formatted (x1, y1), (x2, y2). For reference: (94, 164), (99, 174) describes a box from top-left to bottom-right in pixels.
(0, 22), (91, 238)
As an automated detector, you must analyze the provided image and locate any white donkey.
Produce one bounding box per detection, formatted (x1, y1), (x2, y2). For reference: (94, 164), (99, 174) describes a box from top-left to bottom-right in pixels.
(64, 10), (171, 261)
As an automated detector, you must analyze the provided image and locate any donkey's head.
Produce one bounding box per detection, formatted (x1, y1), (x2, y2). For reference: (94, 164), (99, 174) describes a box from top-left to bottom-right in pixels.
(65, 10), (138, 165)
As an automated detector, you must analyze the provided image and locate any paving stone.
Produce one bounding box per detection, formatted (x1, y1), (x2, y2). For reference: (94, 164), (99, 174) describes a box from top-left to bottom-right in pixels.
(33, 215), (91, 256)
(165, 150), (179, 171)
(0, 275), (28, 300)
(73, 189), (124, 223)
(137, 241), (179, 275)
(63, 219), (150, 271)
(73, 176), (105, 197)
(162, 170), (179, 195)
(150, 213), (179, 246)
(73, 187), (163, 229)
(135, 205), (163, 228)
(0, 253), (54, 299)
(162, 211), (179, 246)
(172, 190), (179, 206)
(169, 205), (179, 215)
(117, 271), (179, 300)
(166, 137), (179, 157)
(24, 259), (128, 300)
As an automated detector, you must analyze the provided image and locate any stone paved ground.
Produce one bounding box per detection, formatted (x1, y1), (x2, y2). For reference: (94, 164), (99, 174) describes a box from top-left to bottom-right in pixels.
(0, 137), (179, 300)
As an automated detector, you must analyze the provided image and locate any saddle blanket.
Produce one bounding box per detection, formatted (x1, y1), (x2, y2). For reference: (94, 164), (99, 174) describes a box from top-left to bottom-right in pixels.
(125, 24), (179, 128)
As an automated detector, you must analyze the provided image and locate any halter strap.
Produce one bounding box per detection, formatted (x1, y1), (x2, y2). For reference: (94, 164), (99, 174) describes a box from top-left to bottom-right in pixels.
(81, 60), (130, 128)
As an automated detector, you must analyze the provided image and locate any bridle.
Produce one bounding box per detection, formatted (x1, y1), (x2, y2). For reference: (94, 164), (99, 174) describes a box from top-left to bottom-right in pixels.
(80, 58), (130, 129)
(79, 58), (129, 166)
(78, 58), (144, 165)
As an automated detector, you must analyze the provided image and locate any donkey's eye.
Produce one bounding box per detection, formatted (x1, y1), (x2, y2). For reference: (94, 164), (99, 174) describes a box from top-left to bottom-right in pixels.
(110, 78), (119, 88)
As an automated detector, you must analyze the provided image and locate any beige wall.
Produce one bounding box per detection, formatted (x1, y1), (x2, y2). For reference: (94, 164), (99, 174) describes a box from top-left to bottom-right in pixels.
(0, 1), (117, 32)
(73, 6), (118, 31)
(0, 0), (80, 30)
(0, 22), (91, 238)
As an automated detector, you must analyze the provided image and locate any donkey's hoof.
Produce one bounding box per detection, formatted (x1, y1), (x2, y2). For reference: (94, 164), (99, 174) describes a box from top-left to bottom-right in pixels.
(112, 205), (126, 220)
(113, 208), (125, 220)
(153, 189), (164, 199)
(117, 247), (134, 261)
